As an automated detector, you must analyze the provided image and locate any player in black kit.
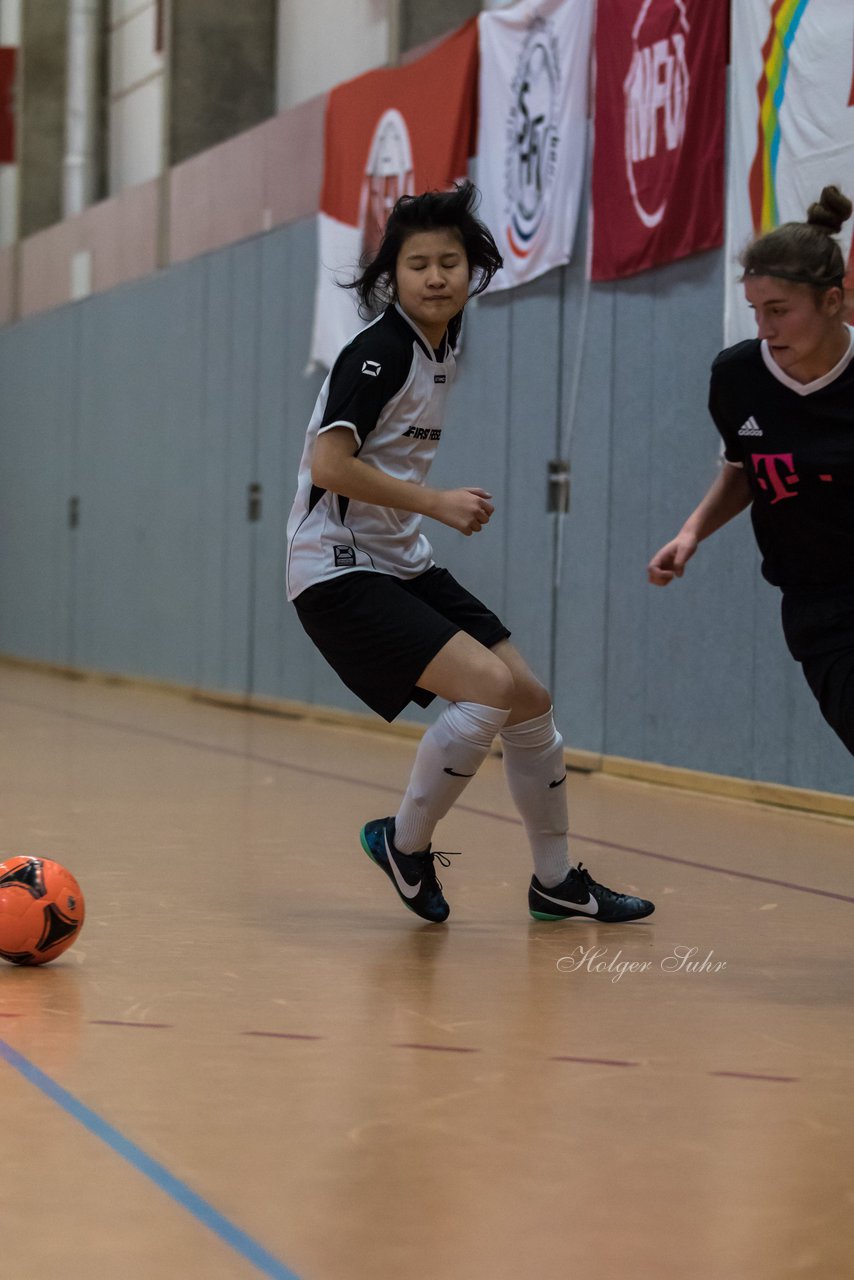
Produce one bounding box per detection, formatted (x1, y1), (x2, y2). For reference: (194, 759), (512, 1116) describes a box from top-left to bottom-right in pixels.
(649, 185), (854, 755)
(288, 183), (654, 925)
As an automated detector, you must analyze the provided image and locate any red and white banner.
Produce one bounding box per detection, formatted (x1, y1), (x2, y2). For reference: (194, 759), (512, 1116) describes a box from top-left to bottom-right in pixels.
(476, 0), (594, 293)
(589, 0), (727, 281)
(0, 48), (16, 165)
(309, 21), (479, 369)
(725, 0), (854, 345)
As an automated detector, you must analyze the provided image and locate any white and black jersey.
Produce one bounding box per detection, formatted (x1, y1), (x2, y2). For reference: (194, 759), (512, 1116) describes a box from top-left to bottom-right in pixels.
(709, 327), (854, 591)
(286, 304), (455, 600)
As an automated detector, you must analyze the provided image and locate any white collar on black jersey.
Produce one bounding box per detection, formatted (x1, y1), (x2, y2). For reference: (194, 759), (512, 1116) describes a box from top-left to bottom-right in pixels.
(760, 324), (854, 396)
(394, 303), (449, 362)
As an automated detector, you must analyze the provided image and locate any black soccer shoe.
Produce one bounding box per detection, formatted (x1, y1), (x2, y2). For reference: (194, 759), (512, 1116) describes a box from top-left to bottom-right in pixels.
(360, 817), (452, 924)
(529, 862), (655, 923)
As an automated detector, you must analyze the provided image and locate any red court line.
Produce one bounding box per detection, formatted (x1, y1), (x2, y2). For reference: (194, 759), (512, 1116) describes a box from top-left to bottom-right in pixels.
(464, 804), (854, 905)
(710, 1071), (799, 1083)
(393, 1043), (480, 1054)
(243, 1031), (323, 1041)
(3, 695), (853, 905)
(89, 1020), (174, 1029)
(551, 1055), (639, 1068)
(0, 1010), (804, 1081)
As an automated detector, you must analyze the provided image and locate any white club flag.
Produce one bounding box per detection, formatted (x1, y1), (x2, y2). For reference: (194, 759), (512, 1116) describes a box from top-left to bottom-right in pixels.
(476, 0), (594, 293)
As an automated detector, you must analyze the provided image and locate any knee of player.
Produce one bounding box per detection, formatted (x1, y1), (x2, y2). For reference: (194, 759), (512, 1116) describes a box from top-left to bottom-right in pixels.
(514, 677), (553, 722)
(487, 662), (516, 710)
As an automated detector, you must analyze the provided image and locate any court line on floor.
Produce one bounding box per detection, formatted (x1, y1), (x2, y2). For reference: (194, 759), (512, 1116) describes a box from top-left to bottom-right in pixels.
(12, 1021), (793, 1082)
(459, 803), (854, 905)
(0, 1036), (303, 1280)
(4, 1015), (801, 1082)
(3, 695), (853, 905)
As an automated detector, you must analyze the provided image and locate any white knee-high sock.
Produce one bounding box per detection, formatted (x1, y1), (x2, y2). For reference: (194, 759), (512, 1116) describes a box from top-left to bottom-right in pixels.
(500, 708), (571, 887)
(394, 701), (510, 853)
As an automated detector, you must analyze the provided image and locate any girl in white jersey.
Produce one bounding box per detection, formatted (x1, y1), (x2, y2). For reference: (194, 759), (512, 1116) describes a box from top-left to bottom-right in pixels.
(649, 186), (854, 755)
(288, 183), (654, 925)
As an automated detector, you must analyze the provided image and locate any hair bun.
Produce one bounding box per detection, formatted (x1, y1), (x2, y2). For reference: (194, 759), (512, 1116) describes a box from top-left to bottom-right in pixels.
(806, 185), (853, 235)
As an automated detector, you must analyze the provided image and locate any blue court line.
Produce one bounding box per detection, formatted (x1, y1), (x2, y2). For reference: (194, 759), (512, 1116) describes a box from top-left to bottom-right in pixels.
(0, 1037), (303, 1280)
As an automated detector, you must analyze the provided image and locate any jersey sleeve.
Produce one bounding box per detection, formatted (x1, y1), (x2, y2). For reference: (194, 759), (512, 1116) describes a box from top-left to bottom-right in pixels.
(320, 333), (412, 448)
(707, 355), (744, 467)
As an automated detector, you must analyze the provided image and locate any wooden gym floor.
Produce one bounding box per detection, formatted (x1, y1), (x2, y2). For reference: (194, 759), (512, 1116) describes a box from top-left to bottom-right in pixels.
(0, 662), (852, 1280)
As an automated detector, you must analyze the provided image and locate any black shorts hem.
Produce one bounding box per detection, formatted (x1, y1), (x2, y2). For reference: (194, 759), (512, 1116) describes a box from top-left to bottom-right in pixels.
(294, 567), (511, 722)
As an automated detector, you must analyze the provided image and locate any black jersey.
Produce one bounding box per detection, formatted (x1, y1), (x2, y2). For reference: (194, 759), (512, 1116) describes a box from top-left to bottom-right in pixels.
(286, 304), (455, 600)
(708, 328), (854, 590)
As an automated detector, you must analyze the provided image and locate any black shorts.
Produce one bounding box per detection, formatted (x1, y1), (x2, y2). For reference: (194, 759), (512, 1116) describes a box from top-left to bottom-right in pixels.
(293, 566), (511, 722)
(781, 588), (854, 756)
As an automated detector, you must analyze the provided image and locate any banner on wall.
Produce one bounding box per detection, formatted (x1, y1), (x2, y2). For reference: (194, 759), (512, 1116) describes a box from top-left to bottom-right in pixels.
(0, 48), (15, 165)
(475, 0), (594, 293)
(589, 0), (727, 282)
(725, 0), (854, 345)
(309, 21), (478, 370)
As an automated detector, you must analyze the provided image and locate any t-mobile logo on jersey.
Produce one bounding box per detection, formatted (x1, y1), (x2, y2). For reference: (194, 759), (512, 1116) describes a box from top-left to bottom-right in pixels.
(751, 453), (800, 503)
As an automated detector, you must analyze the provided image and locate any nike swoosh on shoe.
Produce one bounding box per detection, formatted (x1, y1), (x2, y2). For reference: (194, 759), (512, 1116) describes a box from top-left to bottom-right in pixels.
(548, 775), (567, 788)
(444, 767), (475, 777)
(534, 887), (599, 916)
(384, 832), (422, 899)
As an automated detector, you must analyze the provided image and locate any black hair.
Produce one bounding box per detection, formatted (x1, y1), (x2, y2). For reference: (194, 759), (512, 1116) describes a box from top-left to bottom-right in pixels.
(740, 185), (853, 294)
(346, 180), (503, 321)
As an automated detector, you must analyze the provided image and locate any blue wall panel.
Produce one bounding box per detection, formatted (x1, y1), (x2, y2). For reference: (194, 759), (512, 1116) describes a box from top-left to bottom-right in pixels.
(428, 288), (513, 629)
(0, 216), (850, 797)
(197, 249), (239, 694)
(251, 219), (327, 706)
(553, 277), (615, 754)
(72, 266), (206, 682)
(0, 310), (76, 664)
(219, 240), (262, 695)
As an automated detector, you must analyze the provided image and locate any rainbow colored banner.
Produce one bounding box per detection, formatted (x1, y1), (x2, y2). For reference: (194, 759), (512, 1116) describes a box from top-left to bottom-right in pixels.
(725, 0), (854, 344)
(748, 0), (812, 232)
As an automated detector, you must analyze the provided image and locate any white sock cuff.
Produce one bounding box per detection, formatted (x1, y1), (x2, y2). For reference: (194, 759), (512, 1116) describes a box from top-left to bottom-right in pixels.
(500, 707), (560, 750)
(446, 701), (511, 749)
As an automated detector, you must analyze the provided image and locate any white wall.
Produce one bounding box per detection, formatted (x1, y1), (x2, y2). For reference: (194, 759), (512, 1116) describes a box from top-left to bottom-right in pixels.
(109, 0), (164, 193)
(0, 0), (20, 246)
(276, 0), (391, 111)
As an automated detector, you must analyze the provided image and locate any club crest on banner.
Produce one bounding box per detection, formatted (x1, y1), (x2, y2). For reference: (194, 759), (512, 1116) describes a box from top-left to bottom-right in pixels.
(624, 0), (691, 230)
(310, 19), (478, 368)
(477, 0), (593, 293)
(591, 0), (725, 282)
(504, 16), (562, 262)
(359, 109), (415, 262)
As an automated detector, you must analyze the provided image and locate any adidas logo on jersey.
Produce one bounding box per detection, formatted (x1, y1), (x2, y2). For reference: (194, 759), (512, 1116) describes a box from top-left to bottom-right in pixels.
(362, 360), (381, 377)
(737, 416), (763, 437)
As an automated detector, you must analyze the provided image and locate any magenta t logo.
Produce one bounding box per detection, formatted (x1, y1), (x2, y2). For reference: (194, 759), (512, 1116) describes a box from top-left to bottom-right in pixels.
(751, 453), (800, 503)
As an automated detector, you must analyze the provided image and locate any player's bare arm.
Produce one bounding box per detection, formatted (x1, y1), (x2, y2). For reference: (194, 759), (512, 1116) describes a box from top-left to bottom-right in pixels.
(648, 463), (752, 585)
(312, 425), (494, 536)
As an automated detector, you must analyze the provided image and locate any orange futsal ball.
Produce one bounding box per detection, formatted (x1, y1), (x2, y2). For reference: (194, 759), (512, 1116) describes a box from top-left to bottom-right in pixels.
(0, 857), (86, 966)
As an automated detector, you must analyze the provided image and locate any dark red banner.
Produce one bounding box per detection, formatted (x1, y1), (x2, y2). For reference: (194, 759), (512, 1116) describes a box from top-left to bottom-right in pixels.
(590, 0), (727, 281)
(0, 47), (15, 164)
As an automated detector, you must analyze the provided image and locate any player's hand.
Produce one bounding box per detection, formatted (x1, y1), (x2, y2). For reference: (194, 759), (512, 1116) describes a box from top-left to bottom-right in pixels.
(647, 532), (698, 585)
(434, 488), (495, 535)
